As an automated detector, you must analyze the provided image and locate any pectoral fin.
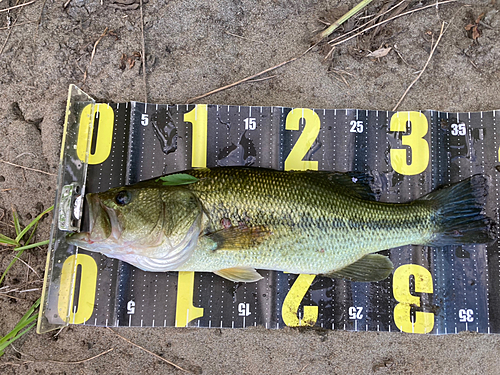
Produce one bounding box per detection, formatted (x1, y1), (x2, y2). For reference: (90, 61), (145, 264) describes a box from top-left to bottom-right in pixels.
(214, 267), (263, 282)
(322, 254), (393, 282)
(207, 225), (271, 250)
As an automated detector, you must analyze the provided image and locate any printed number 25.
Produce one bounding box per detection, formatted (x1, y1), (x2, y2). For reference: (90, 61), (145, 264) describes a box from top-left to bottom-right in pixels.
(390, 111), (429, 176)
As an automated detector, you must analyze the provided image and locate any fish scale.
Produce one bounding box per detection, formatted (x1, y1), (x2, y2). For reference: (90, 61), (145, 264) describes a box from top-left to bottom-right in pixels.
(176, 168), (436, 274)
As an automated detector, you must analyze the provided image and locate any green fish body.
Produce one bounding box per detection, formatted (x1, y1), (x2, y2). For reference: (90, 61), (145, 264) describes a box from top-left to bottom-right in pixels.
(67, 168), (495, 282)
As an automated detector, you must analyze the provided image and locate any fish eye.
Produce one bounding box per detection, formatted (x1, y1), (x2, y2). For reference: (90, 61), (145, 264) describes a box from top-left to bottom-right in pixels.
(115, 190), (131, 206)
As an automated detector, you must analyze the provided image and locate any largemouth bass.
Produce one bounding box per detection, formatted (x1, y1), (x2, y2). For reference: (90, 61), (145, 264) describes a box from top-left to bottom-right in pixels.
(67, 168), (495, 282)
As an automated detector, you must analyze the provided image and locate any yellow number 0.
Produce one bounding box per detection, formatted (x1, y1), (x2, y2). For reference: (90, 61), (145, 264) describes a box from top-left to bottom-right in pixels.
(77, 104), (114, 165)
(390, 111), (429, 175)
(58, 254), (97, 324)
(393, 264), (434, 334)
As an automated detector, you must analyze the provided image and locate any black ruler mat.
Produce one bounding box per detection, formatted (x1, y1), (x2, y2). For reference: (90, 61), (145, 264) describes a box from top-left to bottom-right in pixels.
(39, 87), (500, 334)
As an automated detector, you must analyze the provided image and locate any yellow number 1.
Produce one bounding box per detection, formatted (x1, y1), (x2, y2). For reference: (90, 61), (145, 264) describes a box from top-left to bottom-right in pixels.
(184, 105), (208, 168)
(174, 105), (208, 326)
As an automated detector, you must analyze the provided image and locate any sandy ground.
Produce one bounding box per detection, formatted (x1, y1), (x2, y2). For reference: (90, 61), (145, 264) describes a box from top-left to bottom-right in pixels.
(1, 0), (500, 373)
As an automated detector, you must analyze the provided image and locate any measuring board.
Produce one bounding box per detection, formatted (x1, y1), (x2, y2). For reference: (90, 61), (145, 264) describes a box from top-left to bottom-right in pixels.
(38, 85), (500, 334)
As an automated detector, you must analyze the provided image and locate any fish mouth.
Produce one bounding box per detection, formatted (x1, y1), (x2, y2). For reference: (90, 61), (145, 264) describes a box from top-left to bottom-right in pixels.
(67, 193), (118, 247)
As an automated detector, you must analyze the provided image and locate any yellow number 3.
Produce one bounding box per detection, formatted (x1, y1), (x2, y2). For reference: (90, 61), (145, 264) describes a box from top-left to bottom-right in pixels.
(390, 111), (429, 176)
(393, 264), (434, 334)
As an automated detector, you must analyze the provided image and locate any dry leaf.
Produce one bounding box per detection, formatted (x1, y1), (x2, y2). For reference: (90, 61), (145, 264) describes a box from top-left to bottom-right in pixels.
(366, 47), (392, 59)
(472, 26), (481, 40)
(465, 13), (484, 41)
(127, 57), (135, 69)
(120, 52), (141, 70)
(119, 53), (127, 70)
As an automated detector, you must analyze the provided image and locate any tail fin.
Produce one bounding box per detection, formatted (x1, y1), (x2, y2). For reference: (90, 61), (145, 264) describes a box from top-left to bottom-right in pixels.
(419, 175), (496, 246)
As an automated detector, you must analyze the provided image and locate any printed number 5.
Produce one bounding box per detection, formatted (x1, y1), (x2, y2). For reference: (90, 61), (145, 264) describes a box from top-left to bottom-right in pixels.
(389, 111), (429, 176)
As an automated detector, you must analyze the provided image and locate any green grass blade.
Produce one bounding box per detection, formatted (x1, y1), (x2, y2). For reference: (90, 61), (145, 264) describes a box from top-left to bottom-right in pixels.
(0, 298), (40, 344)
(0, 249), (26, 286)
(14, 240), (50, 252)
(23, 221), (39, 249)
(0, 233), (17, 246)
(0, 298), (40, 357)
(0, 321), (36, 356)
(15, 206), (53, 243)
(13, 298), (40, 327)
(12, 210), (21, 237)
(312, 0), (373, 43)
(0, 239), (49, 287)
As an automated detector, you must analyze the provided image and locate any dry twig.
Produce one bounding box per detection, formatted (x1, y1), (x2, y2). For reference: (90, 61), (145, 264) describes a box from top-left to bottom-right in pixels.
(12, 255), (40, 278)
(328, 0), (456, 48)
(326, 0), (406, 47)
(83, 27), (109, 84)
(0, 159), (55, 176)
(1, 347), (114, 366)
(247, 75), (276, 83)
(225, 30), (263, 44)
(43, 348), (114, 364)
(139, 0), (147, 103)
(392, 22), (446, 111)
(0, 0), (22, 56)
(0, 21), (34, 30)
(0, 0), (36, 13)
(106, 327), (190, 372)
(188, 0), (456, 103)
(186, 46), (313, 103)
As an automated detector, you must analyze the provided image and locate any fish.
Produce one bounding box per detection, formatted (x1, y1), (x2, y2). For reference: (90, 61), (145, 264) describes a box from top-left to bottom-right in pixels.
(67, 167), (496, 283)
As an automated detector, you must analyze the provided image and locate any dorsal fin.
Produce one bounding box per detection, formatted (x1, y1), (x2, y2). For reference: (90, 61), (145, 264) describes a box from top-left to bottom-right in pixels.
(301, 171), (379, 201)
(156, 173), (199, 186)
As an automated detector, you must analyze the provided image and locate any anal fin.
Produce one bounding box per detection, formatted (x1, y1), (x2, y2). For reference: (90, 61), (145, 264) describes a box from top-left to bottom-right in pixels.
(322, 254), (393, 282)
(214, 267), (263, 283)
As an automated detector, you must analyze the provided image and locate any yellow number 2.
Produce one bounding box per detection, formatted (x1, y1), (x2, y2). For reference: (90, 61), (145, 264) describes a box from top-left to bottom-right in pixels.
(284, 108), (320, 171)
(389, 111), (429, 175)
(393, 264), (434, 334)
(281, 274), (317, 327)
